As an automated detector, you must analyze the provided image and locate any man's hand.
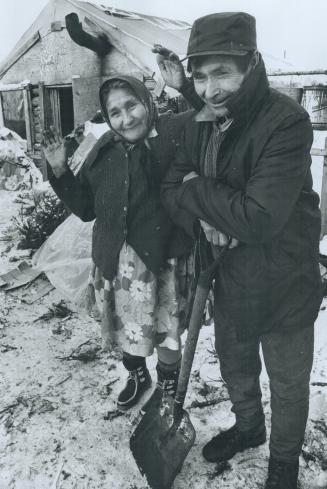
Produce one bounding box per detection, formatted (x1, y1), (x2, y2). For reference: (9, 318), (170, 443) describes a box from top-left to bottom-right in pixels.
(152, 44), (187, 91)
(200, 220), (239, 248)
(183, 171), (199, 183)
(42, 126), (69, 178)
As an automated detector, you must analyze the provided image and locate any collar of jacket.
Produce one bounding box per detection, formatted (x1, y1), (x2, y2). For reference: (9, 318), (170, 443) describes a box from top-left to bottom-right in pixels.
(193, 54), (269, 126)
(84, 126), (158, 170)
(225, 54), (269, 125)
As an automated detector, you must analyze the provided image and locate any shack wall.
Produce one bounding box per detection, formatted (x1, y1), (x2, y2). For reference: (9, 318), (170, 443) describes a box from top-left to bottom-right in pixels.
(1, 28), (143, 83)
(1, 26), (142, 129)
(72, 48), (142, 125)
(0, 30), (101, 85)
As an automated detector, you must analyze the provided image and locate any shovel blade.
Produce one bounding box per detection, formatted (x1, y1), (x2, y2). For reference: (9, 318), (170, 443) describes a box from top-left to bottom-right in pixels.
(130, 395), (195, 489)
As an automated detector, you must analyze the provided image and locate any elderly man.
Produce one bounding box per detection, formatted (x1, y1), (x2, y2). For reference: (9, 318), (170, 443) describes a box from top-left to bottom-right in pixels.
(156, 12), (323, 489)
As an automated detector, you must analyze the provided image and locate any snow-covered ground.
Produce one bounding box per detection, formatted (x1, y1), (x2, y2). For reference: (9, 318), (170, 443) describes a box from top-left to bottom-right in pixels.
(0, 172), (327, 489)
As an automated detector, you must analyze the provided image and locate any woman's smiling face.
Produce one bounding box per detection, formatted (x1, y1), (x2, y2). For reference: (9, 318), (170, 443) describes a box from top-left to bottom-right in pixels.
(106, 88), (148, 142)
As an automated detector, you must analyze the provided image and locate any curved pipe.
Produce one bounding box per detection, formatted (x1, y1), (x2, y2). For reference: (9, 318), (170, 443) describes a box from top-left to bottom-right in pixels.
(65, 13), (112, 57)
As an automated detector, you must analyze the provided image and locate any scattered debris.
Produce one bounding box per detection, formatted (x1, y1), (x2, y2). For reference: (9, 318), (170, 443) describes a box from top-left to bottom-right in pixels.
(0, 401), (21, 419)
(9, 251), (33, 262)
(0, 260), (41, 290)
(303, 422), (327, 470)
(103, 409), (125, 421)
(0, 395), (58, 425)
(0, 343), (18, 353)
(208, 461), (232, 480)
(59, 339), (101, 363)
(313, 419), (327, 437)
(302, 449), (317, 465)
(104, 378), (119, 395)
(188, 396), (229, 409)
(302, 445), (327, 470)
(24, 281), (55, 304)
(51, 322), (73, 338)
(55, 374), (73, 386)
(61, 469), (71, 480)
(28, 397), (58, 417)
(0, 312), (9, 329)
(51, 462), (64, 489)
(34, 300), (74, 322)
(197, 382), (213, 397)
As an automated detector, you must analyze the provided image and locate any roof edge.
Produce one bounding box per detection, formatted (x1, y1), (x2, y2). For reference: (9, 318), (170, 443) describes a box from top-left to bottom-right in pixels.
(0, 32), (41, 79)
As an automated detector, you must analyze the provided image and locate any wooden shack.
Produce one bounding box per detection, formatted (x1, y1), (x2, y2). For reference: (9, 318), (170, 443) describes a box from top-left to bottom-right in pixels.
(0, 0), (294, 176)
(0, 0), (192, 171)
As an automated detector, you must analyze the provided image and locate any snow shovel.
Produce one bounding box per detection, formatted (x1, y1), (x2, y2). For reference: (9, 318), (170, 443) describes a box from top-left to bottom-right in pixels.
(130, 246), (228, 489)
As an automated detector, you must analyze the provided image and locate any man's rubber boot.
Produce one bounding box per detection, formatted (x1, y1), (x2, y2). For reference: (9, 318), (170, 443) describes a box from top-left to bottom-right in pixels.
(264, 456), (299, 489)
(202, 423), (266, 462)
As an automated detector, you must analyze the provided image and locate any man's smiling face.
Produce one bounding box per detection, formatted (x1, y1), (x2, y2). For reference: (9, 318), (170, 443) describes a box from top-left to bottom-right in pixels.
(191, 55), (249, 117)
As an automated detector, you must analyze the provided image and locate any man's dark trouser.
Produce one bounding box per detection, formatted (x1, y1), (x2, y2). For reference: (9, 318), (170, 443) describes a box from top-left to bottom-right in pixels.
(214, 308), (314, 463)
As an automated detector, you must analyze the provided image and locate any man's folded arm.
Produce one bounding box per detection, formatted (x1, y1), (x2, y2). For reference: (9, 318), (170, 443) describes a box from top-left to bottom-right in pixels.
(166, 114), (313, 244)
(161, 128), (199, 237)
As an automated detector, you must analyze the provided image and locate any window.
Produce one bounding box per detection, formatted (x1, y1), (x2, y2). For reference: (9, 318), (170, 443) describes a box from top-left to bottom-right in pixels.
(0, 90), (26, 138)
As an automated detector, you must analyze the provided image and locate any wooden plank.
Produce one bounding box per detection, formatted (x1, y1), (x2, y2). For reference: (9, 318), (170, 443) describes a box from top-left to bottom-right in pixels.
(31, 97), (40, 107)
(320, 138), (327, 237)
(0, 261), (41, 291)
(0, 93), (4, 128)
(269, 69), (327, 77)
(72, 75), (108, 126)
(49, 88), (62, 135)
(38, 82), (46, 130)
(311, 148), (327, 157)
(0, 31), (41, 77)
(22, 87), (33, 152)
(46, 84), (72, 89)
(34, 133), (43, 143)
(36, 82), (48, 181)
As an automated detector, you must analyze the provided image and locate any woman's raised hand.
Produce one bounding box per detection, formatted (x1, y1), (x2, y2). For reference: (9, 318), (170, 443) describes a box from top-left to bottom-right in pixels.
(42, 126), (69, 178)
(152, 44), (187, 90)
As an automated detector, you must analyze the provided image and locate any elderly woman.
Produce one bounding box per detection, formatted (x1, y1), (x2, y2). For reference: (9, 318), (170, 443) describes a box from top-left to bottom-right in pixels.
(42, 75), (194, 411)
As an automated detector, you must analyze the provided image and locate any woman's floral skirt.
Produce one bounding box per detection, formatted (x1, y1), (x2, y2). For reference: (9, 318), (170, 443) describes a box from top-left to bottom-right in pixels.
(87, 243), (195, 356)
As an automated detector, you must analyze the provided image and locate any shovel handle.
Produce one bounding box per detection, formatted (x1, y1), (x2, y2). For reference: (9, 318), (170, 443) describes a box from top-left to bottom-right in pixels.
(174, 246), (228, 420)
(174, 283), (210, 415)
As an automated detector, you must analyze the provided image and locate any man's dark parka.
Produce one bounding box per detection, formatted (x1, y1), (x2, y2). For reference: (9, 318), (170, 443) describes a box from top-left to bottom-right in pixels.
(162, 58), (323, 339)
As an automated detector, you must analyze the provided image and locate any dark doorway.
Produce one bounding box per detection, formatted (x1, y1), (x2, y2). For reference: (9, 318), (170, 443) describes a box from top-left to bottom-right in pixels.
(58, 87), (74, 136)
(48, 86), (74, 137)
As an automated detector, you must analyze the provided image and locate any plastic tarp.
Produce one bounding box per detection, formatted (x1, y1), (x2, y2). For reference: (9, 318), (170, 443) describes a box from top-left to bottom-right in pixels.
(31, 121), (107, 306)
(32, 214), (93, 307)
(0, 127), (42, 191)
